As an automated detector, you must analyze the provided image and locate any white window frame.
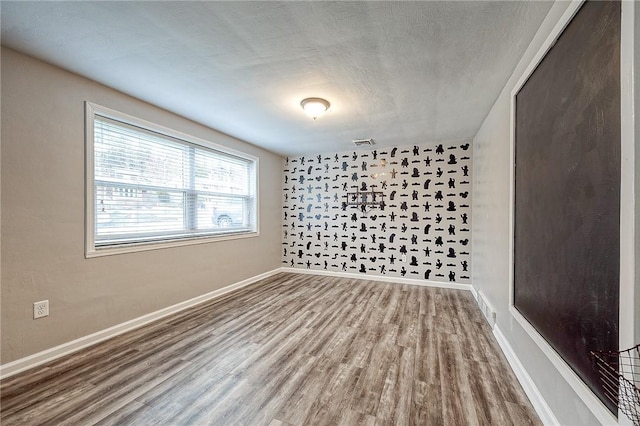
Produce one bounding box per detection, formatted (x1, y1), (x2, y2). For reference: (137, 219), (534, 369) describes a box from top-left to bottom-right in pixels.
(85, 102), (259, 258)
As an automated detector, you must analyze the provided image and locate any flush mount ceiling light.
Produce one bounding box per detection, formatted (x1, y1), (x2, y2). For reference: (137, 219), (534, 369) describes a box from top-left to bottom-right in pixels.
(300, 97), (330, 120)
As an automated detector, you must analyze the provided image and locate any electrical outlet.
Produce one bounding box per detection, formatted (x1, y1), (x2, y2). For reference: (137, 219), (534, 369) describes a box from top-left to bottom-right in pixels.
(401, 254), (407, 262)
(33, 300), (49, 319)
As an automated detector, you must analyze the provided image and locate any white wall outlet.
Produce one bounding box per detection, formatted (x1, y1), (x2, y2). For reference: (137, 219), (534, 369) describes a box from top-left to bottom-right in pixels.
(33, 300), (49, 319)
(401, 254), (407, 262)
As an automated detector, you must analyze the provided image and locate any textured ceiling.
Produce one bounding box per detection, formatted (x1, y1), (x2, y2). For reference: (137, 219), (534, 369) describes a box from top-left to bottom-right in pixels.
(1, 1), (553, 155)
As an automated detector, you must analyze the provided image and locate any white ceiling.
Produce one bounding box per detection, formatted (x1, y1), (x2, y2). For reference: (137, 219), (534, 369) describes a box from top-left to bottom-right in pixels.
(1, 1), (553, 156)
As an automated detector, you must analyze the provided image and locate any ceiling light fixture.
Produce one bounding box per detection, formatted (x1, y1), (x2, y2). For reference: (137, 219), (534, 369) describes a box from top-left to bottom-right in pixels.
(300, 97), (330, 120)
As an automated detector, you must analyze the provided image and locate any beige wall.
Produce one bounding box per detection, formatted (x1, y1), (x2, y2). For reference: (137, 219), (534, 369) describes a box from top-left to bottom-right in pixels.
(1, 47), (283, 364)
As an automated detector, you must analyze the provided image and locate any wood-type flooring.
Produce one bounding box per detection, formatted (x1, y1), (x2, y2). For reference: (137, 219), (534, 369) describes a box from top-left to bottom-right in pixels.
(0, 273), (540, 425)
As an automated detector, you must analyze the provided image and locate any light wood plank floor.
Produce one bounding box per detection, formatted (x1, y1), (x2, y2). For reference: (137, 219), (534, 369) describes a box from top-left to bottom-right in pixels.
(1, 273), (540, 425)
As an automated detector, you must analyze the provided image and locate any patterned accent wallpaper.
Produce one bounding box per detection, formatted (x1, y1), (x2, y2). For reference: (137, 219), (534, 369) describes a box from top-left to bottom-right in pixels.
(281, 142), (472, 283)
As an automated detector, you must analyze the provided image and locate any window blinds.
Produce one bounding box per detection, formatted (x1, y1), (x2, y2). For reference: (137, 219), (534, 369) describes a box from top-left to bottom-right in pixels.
(92, 115), (255, 246)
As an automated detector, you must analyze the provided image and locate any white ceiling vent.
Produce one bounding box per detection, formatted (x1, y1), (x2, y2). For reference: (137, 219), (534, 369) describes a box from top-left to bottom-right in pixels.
(353, 138), (374, 147)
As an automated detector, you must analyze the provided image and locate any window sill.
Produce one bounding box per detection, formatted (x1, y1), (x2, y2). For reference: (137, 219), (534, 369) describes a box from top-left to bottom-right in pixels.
(85, 230), (259, 258)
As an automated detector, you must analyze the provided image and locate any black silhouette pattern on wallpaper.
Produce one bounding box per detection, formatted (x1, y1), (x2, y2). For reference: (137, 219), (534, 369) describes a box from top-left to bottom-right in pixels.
(282, 142), (472, 283)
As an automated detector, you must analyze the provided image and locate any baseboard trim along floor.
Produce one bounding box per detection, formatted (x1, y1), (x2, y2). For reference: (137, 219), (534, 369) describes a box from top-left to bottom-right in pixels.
(0, 268), (556, 426)
(1, 273), (541, 425)
(280, 267), (474, 292)
(0, 268), (282, 380)
(493, 325), (559, 426)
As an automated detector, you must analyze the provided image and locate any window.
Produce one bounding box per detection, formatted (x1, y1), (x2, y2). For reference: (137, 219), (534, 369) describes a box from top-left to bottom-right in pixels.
(85, 102), (258, 256)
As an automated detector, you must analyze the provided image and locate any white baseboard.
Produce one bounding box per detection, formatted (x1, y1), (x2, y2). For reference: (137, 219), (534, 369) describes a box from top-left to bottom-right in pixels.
(469, 285), (478, 302)
(0, 268), (283, 380)
(493, 325), (559, 426)
(3, 266), (620, 425)
(279, 267), (474, 292)
(1, 267), (471, 380)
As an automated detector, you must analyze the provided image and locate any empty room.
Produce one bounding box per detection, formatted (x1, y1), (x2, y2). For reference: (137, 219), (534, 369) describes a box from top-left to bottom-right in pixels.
(1, 1), (639, 425)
